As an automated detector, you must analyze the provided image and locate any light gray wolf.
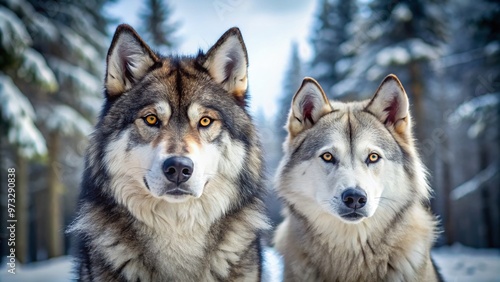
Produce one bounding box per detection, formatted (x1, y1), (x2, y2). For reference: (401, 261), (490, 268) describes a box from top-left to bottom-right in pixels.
(69, 24), (269, 281)
(273, 75), (441, 281)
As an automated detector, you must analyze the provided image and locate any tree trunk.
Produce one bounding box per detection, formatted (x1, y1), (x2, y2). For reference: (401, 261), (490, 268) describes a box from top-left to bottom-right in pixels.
(441, 139), (454, 245)
(47, 132), (63, 258)
(16, 149), (29, 263)
(478, 136), (493, 247)
(408, 62), (425, 143)
(433, 71), (450, 246)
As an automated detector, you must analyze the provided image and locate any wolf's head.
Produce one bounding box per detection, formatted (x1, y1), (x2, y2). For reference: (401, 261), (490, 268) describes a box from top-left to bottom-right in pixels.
(277, 75), (429, 225)
(84, 25), (263, 220)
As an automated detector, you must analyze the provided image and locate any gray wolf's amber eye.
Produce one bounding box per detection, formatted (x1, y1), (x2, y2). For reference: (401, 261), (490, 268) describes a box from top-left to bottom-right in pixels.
(199, 117), (212, 127)
(143, 114), (159, 126)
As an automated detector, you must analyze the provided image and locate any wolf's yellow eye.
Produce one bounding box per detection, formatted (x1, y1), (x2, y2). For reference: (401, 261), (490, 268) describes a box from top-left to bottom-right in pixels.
(144, 115), (158, 126)
(321, 152), (333, 162)
(368, 153), (380, 163)
(199, 117), (212, 127)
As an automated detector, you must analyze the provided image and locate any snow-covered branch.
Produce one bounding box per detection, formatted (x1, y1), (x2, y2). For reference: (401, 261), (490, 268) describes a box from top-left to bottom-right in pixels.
(48, 57), (101, 96)
(449, 93), (499, 123)
(38, 105), (92, 137)
(0, 74), (47, 157)
(18, 48), (58, 92)
(451, 162), (499, 201)
(0, 6), (32, 52)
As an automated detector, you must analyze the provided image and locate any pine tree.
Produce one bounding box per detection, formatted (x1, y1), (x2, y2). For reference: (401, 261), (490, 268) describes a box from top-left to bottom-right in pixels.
(445, 0), (499, 247)
(448, 0), (499, 146)
(31, 0), (112, 259)
(275, 42), (303, 143)
(310, 0), (356, 95)
(474, 0), (499, 92)
(0, 3), (54, 158)
(139, 0), (179, 51)
(1, 1), (55, 263)
(339, 0), (447, 140)
(0, 0), (113, 261)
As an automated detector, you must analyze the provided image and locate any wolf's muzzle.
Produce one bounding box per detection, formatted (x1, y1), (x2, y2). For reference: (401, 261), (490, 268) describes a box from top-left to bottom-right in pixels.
(163, 156), (194, 185)
(341, 188), (367, 209)
(164, 188), (194, 196)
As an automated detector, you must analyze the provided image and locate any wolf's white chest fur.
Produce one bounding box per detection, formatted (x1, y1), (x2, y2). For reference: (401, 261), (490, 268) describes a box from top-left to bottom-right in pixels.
(275, 203), (434, 282)
(94, 209), (227, 281)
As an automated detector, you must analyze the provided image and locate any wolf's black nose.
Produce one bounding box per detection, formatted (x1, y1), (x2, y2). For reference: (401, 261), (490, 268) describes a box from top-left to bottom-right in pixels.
(341, 188), (367, 209)
(163, 157), (194, 185)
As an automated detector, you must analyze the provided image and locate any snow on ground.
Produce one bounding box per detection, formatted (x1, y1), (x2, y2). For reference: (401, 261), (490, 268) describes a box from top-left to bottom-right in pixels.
(433, 244), (500, 282)
(1, 245), (499, 281)
(0, 256), (75, 282)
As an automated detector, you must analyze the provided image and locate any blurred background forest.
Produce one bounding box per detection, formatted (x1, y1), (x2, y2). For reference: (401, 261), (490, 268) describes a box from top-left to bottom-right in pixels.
(0, 0), (499, 267)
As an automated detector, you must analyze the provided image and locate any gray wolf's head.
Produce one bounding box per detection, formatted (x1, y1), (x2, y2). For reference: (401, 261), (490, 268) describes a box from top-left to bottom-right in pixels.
(277, 75), (429, 224)
(87, 25), (262, 211)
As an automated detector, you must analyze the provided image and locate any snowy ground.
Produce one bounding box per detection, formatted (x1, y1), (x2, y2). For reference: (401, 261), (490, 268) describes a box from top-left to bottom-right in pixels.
(1, 245), (499, 281)
(0, 255), (75, 281)
(433, 244), (500, 282)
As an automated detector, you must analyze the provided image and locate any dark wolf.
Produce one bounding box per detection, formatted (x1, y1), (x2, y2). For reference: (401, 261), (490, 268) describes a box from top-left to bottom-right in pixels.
(70, 24), (269, 281)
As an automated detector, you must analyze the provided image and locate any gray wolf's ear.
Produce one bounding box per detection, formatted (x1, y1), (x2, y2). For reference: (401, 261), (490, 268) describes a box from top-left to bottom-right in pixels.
(288, 77), (333, 138)
(202, 27), (248, 104)
(105, 24), (159, 98)
(366, 74), (410, 135)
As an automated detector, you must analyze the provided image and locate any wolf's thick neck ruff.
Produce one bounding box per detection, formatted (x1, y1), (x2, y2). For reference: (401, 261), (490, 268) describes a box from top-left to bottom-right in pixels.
(274, 75), (440, 281)
(71, 24), (269, 281)
(279, 197), (436, 281)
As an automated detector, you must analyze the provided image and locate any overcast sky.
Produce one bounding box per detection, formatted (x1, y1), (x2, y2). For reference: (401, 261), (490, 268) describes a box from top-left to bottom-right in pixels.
(105, 0), (317, 117)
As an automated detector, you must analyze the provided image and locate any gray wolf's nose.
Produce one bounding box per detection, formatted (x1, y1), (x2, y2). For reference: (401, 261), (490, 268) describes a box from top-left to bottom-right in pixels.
(341, 188), (367, 209)
(163, 157), (194, 185)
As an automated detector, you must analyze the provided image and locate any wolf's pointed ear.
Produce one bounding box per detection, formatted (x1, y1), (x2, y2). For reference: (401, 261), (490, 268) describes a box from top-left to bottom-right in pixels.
(105, 24), (159, 98)
(365, 74), (410, 135)
(288, 77), (333, 138)
(202, 27), (248, 104)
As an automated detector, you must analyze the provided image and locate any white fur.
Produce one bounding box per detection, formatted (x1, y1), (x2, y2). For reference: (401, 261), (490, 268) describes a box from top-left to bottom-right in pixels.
(103, 133), (245, 231)
(278, 133), (395, 225)
(155, 100), (172, 118)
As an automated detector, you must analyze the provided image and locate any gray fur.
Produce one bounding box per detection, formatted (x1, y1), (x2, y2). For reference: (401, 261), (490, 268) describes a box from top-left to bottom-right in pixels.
(274, 75), (440, 282)
(70, 24), (269, 281)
